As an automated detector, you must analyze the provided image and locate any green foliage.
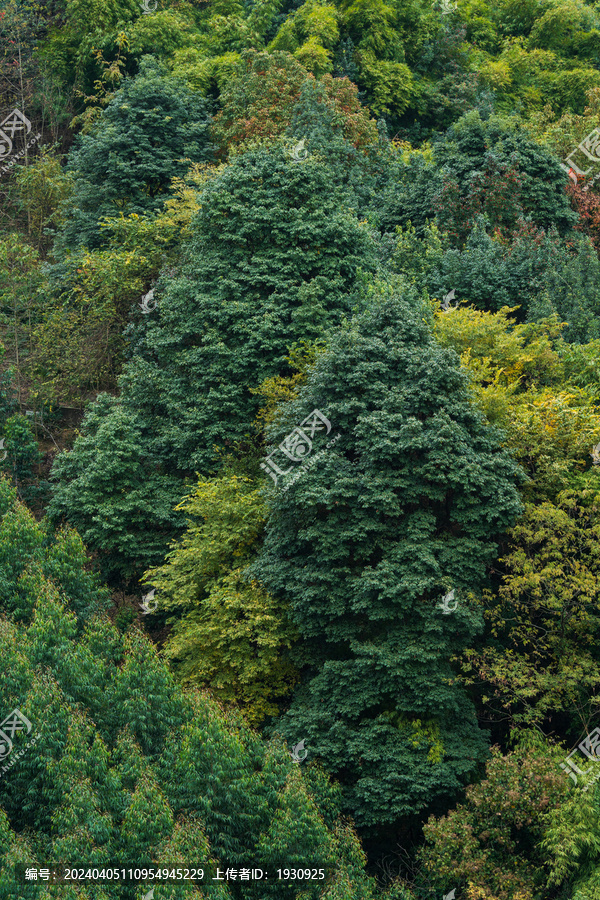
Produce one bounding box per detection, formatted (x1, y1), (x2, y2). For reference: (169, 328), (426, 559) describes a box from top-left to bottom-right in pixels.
(433, 305), (600, 499)
(434, 223), (600, 342)
(213, 49), (379, 152)
(419, 736), (568, 900)
(29, 164), (216, 407)
(252, 338), (328, 432)
(48, 394), (188, 585)
(0, 234), (44, 409)
(269, 0), (339, 75)
(461, 489), (600, 732)
(0, 481), (381, 899)
(0, 349), (16, 435)
(146, 474), (299, 725)
(373, 114), (580, 296)
(335, 0), (420, 115)
(126, 9), (199, 61)
(119, 142), (376, 471)
(0, 414), (44, 506)
(389, 215), (600, 342)
(433, 111), (577, 239)
(529, 1), (600, 58)
(0, 478), (109, 627)
(8, 0), (600, 885)
(214, 51), (385, 213)
(30, 248), (139, 405)
(38, 0), (136, 99)
(542, 773), (600, 899)
(50, 143), (376, 583)
(55, 56), (213, 253)
(256, 290), (523, 835)
(12, 148), (74, 254)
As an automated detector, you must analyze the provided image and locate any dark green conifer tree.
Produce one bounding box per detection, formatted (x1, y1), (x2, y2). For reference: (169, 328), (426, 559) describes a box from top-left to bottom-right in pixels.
(375, 111), (577, 242)
(55, 56), (213, 253)
(49, 144), (377, 583)
(255, 290), (523, 837)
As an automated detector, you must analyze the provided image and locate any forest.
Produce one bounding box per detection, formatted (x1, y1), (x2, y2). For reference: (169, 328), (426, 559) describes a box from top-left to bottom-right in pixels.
(3, 0), (600, 896)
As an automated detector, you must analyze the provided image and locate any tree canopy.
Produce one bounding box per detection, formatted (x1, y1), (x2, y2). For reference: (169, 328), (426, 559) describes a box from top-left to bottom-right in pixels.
(5, 0), (600, 895)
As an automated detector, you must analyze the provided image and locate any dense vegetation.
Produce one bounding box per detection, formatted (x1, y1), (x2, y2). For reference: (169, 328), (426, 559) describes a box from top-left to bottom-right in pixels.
(4, 0), (600, 895)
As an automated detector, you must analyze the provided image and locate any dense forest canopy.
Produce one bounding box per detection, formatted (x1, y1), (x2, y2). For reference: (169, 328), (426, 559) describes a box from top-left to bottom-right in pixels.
(4, 0), (600, 896)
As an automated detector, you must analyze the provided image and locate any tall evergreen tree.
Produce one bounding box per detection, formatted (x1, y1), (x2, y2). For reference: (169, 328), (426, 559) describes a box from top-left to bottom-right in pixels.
(49, 144), (377, 583)
(255, 290), (523, 838)
(54, 56), (214, 254)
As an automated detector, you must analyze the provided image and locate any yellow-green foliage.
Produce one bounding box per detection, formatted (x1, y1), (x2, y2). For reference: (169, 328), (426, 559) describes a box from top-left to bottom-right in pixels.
(170, 48), (241, 93)
(434, 305), (600, 731)
(420, 736), (568, 900)
(27, 163), (221, 406)
(358, 53), (414, 116)
(461, 488), (600, 728)
(127, 9), (198, 58)
(160, 570), (299, 727)
(379, 712), (445, 765)
(14, 149), (74, 253)
(145, 475), (299, 726)
(528, 1), (599, 56)
(339, 0), (402, 58)
(434, 305), (600, 501)
(487, 41), (600, 116)
(526, 85), (600, 160)
(269, 0), (339, 74)
(294, 34), (335, 76)
(251, 338), (327, 432)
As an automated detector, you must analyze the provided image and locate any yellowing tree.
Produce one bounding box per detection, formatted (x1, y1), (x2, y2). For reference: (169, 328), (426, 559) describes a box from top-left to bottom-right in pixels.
(145, 474), (299, 727)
